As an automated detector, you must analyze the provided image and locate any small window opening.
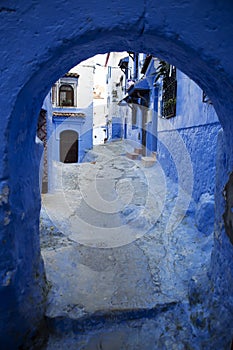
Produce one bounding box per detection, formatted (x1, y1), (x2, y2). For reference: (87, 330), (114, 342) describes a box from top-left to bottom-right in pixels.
(59, 84), (74, 106)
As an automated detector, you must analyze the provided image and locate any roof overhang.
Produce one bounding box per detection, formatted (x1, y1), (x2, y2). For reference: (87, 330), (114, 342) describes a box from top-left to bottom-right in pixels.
(64, 72), (80, 78)
(127, 78), (150, 96)
(52, 112), (85, 118)
(118, 56), (129, 69)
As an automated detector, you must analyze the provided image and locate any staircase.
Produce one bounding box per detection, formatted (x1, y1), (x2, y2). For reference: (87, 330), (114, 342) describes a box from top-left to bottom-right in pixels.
(126, 148), (156, 167)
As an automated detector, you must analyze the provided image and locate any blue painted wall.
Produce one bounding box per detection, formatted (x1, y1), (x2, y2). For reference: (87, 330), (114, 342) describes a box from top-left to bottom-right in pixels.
(146, 120), (157, 153)
(43, 95), (93, 191)
(158, 122), (221, 202)
(146, 84), (158, 154)
(124, 59), (158, 155)
(50, 105), (93, 163)
(112, 117), (123, 139)
(157, 70), (221, 202)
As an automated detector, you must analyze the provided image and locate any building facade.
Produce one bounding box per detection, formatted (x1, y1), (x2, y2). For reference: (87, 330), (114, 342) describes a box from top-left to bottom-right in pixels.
(157, 69), (220, 202)
(50, 59), (93, 163)
(116, 53), (220, 202)
(38, 58), (94, 192)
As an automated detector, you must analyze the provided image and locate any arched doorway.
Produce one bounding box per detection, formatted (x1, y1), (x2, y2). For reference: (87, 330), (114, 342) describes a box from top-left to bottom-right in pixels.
(59, 130), (78, 163)
(2, 2), (233, 348)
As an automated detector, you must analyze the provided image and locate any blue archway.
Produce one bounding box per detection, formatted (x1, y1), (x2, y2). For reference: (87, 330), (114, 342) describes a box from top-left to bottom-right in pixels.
(1, 1), (233, 348)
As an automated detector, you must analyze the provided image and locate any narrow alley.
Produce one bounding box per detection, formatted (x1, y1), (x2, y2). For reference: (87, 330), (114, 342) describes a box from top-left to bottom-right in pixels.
(2, 2), (233, 348)
(41, 140), (213, 349)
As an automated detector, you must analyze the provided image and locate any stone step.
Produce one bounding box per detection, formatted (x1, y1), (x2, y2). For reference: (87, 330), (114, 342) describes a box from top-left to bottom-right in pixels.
(45, 302), (178, 349)
(134, 147), (143, 155)
(141, 156), (156, 167)
(45, 301), (177, 336)
(126, 152), (139, 160)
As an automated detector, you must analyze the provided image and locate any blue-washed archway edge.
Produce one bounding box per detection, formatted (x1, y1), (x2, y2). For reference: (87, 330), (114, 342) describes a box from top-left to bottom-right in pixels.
(1, 1), (233, 348)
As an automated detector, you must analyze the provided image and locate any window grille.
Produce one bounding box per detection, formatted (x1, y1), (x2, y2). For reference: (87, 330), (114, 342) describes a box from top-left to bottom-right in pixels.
(162, 66), (177, 118)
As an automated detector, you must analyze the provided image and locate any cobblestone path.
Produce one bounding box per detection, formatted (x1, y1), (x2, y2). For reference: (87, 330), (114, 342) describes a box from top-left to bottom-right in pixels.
(41, 141), (213, 349)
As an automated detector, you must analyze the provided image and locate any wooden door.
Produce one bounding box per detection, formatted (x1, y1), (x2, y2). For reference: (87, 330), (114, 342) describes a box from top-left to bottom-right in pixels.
(60, 130), (78, 163)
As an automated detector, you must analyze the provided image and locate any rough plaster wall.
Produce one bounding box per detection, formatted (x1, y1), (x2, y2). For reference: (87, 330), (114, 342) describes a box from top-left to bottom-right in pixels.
(1, 0), (233, 348)
(157, 71), (221, 202)
(157, 123), (221, 202)
(164, 70), (219, 130)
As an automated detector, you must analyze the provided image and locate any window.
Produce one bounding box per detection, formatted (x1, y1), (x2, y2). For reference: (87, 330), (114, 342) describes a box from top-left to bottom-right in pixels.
(155, 61), (177, 118)
(162, 66), (177, 118)
(59, 84), (74, 106)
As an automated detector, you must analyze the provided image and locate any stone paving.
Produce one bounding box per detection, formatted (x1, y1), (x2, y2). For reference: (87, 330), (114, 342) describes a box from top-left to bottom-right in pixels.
(40, 141), (214, 349)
